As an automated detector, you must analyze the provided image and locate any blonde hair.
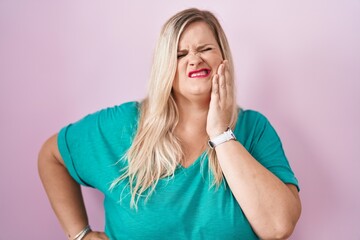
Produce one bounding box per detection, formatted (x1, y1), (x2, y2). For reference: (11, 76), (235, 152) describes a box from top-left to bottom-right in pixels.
(110, 8), (238, 208)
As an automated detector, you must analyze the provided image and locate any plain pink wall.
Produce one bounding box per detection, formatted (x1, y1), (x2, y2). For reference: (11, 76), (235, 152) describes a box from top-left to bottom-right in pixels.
(1, 1), (359, 239)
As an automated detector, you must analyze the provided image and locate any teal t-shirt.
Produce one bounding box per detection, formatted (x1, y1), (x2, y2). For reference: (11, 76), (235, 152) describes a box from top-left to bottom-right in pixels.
(58, 101), (299, 240)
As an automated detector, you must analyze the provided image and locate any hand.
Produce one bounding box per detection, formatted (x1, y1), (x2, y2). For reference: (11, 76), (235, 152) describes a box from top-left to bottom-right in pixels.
(83, 231), (109, 240)
(206, 60), (234, 139)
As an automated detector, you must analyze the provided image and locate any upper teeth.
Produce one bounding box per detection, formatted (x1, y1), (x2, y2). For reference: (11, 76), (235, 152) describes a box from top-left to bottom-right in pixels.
(191, 70), (208, 77)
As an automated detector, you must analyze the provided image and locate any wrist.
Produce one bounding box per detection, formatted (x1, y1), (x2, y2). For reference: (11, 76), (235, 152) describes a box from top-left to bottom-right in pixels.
(72, 225), (92, 240)
(208, 127), (236, 149)
(208, 126), (228, 139)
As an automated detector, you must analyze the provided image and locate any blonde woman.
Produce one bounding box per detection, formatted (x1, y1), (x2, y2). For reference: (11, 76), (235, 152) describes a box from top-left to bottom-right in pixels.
(39, 8), (301, 240)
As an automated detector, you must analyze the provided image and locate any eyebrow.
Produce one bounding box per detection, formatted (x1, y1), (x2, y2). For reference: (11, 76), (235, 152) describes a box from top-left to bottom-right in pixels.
(177, 44), (214, 52)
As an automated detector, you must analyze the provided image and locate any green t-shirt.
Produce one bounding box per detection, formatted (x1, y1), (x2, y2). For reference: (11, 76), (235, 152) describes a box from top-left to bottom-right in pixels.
(58, 101), (299, 240)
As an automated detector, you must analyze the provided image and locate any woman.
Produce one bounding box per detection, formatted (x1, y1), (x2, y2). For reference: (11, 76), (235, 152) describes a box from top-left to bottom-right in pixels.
(38, 8), (301, 240)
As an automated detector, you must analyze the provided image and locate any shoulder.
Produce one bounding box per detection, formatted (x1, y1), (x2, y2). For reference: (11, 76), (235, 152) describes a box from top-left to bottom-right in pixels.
(233, 108), (274, 144)
(234, 108), (283, 149)
(91, 101), (140, 124)
(64, 101), (140, 134)
(100, 101), (140, 117)
(94, 101), (140, 131)
(236, 108), (269, 128)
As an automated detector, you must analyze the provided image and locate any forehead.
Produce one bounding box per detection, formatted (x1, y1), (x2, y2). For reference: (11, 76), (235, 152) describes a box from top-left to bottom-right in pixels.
(178, 21), (218, 48)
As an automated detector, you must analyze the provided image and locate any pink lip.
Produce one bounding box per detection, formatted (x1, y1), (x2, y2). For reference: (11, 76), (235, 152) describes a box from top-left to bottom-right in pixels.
(188, 68), (211, 78)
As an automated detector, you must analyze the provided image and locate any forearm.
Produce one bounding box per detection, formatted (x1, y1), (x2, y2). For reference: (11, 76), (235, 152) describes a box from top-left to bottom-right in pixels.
(38, 142), (89, 239)
(215, 140), (301, 239)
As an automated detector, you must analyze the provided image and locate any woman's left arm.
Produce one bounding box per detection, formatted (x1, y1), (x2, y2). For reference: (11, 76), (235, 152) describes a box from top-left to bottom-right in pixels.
(215, 141), (301, 239)
(207, 61), (301, 240)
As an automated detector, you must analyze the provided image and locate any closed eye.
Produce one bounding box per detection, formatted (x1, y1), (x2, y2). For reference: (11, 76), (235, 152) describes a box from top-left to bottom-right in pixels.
(202, 47), (213, 52)
(177, 52), (187, 59)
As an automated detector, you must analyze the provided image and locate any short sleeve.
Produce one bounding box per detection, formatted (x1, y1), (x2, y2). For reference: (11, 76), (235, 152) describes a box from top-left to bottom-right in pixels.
(235, 110), (299, 191)
(58, 125), (88, 186)
(57, 101), (139, 190)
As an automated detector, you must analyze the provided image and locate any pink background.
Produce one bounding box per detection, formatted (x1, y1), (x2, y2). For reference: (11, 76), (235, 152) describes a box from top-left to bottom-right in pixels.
(1, 1), (359, 239)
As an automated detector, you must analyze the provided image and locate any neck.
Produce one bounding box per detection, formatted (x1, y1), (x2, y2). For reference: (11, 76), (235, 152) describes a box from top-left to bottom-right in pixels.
(174, 94), (209, 134)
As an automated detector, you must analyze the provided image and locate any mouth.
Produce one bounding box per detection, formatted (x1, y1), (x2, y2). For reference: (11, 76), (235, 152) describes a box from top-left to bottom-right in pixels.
(188, 68), (211, 78)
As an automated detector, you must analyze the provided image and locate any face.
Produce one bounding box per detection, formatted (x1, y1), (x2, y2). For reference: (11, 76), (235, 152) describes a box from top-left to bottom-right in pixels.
(172, 21), (223, 101)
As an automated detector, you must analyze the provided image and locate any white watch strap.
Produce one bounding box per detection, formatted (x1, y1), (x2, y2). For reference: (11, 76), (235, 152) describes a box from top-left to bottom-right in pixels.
(208, 128), (236, 149)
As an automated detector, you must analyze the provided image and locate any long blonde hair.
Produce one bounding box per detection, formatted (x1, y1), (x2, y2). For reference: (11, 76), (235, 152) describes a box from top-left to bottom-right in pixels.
(110, 8), (238, 208)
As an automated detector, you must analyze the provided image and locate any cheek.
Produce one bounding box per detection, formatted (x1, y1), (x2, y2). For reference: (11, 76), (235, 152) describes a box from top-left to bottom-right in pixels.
(206, 53), (223, 67)
(173, 62), (185, 88)
(176, 61), (187, 77)
(214, 53), (224, 64)
(210, 58), (223, 73)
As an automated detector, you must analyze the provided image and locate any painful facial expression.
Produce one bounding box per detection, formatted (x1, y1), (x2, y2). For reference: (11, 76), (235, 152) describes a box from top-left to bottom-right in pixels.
(172, 21), (223, 101)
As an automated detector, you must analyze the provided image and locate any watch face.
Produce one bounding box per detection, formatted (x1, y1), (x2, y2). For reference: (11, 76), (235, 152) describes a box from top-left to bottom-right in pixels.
(208, 128), (236, 149)
(208, 140), (215, 149)
(228, 129), (236, 140)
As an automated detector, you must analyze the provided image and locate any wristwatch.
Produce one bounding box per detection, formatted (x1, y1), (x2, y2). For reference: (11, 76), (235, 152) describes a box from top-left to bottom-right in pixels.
(208, 127), (236, 149)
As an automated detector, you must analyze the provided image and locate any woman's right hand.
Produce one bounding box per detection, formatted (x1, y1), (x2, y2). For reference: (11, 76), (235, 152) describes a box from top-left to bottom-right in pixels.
(84, 231), (109, 240)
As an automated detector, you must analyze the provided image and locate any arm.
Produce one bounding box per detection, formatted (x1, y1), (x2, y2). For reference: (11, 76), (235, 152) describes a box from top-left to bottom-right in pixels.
(207, 61), (301, 239)
(215, 141), (301, 239)
(38, 134), (108, 240)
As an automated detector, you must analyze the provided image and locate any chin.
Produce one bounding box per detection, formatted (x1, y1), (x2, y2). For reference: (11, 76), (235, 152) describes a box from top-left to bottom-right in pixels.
(188, 88), (212, 99)
(188, 89), (211, 97)
(173, 84), (211, 100)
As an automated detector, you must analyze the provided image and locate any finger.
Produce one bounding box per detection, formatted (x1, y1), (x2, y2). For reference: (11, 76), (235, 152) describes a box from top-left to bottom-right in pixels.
(218, 64), (227, 104)
(98, 232), (110, 240)
(96, 232), (110, 240)
(211, 74), (219, 105)
(84, 231), (109, 240)
(223, 60), (231, 87)
(217, 62), (223, 75)
(223, 60), (233, 101)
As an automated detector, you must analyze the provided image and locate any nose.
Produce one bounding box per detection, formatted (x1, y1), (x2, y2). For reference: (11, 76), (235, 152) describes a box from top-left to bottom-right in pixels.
(188, 52), (203, 67)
